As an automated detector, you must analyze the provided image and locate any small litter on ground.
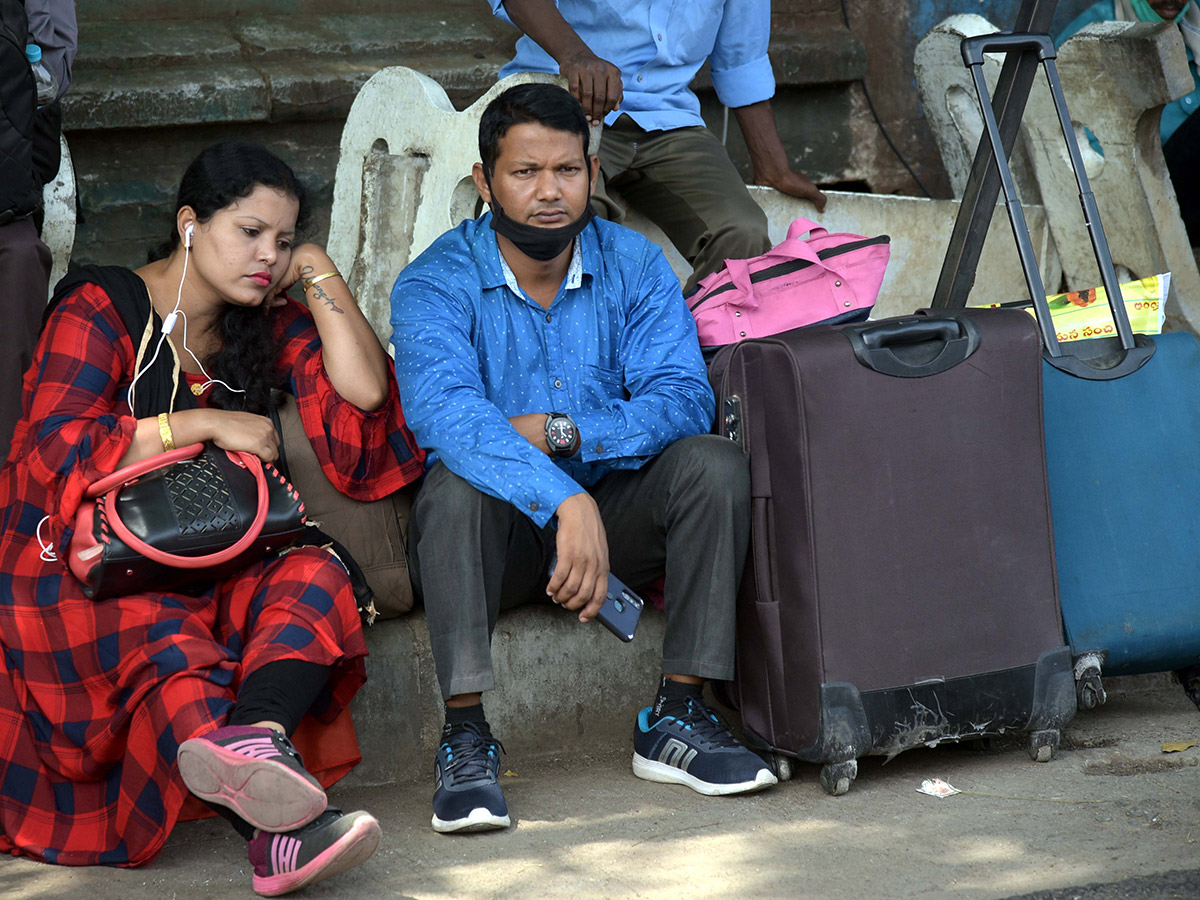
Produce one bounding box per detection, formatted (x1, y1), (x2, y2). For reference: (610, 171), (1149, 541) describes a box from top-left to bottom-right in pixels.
(917, 778), (961, 798)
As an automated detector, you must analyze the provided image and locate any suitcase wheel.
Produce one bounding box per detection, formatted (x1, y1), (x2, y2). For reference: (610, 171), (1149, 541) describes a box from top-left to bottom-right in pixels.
(819, 759), (857, 796)
(1028, 729), (1060, 763)
(1075, 664), (1107, 711)
(1175, 665), (1200, 711)
(770, 753), (794, 782)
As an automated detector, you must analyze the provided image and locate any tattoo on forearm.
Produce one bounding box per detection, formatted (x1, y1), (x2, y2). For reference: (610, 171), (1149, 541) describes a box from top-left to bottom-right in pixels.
(312, 282), (344, 314)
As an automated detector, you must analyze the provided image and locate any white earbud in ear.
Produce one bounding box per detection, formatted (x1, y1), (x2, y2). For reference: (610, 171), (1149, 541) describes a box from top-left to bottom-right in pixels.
(184, 223), (194, 248)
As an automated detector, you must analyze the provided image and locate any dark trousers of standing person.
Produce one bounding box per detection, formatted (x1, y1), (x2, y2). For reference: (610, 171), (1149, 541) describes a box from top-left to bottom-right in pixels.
(408, 434), (750, 702)
(0, 216), (51, 462)
(590, 116), (772, 296)
(1163, 110), (1200, 248)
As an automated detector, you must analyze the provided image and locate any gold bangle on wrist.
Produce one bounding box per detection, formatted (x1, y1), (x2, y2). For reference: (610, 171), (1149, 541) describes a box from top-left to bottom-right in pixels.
(302, 271), (341, 291)
(158, 412), (174, 452)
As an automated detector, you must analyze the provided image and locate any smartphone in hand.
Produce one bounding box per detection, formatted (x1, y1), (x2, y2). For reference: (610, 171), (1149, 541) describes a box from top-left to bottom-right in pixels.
(548, 556), (645, 642)
(597, 573), (644, 642)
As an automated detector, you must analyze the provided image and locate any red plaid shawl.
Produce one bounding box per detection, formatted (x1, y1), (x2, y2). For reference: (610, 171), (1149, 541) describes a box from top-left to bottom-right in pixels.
(0, 280), (424, 866)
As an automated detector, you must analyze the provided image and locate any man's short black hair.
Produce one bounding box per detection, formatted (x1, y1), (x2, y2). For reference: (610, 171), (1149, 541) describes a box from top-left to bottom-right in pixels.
(478, 83), (590, 175)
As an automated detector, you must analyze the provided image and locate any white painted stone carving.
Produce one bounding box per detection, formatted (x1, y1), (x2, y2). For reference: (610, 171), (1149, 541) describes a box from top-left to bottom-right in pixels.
(917, 15), (1200, 332)
(329, 66), (1057, 342)
(43, 134), (75, 301)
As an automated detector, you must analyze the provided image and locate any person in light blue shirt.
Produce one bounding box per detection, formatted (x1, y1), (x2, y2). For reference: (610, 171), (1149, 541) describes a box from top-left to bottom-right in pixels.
(391, 83), (775, 836)
(490, 0), (827, 294)
(1057, 0), (1199, 243)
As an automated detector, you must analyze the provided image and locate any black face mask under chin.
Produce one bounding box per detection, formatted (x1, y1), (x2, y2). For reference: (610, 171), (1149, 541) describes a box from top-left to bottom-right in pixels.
(484, 172), (595, 262)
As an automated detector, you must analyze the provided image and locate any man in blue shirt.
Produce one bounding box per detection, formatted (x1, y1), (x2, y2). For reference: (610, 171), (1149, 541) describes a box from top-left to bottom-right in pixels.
(1057, 0), (1199, 244)
(391, 83), (774, 835)
(490, 0), (827, 295)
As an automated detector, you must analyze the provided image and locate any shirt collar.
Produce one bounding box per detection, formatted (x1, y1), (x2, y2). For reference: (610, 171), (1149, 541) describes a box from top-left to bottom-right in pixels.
(473, 211), (598, 300)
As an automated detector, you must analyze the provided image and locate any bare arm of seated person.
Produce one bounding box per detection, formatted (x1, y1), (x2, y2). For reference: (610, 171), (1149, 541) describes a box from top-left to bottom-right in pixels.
(500, 0), (623, 125)
(117, 408), (280, 469)
(269, 243), (391, 412)
(734, 99), (828, 213)
(509, 411), (609, 622)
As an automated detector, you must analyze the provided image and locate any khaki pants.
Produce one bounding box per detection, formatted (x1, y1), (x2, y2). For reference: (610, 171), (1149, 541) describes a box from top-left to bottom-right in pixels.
(592, 117), (771, 294)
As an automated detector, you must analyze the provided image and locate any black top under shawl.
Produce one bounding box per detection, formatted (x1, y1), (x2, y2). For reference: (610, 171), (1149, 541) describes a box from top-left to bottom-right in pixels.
(44, 265), (199, 419)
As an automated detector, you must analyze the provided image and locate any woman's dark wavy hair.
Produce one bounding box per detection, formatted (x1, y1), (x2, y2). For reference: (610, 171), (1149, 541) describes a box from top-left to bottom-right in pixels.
(148, 141), (311, 415)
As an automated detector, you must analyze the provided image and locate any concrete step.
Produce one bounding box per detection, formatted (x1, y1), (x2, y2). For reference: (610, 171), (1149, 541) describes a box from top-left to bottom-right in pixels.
(343, 604), (1192, 789)
(343, 605), (668, 788)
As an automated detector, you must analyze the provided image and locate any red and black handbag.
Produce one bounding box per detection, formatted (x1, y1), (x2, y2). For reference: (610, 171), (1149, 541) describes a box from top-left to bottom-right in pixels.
(67, 442), (308, 600)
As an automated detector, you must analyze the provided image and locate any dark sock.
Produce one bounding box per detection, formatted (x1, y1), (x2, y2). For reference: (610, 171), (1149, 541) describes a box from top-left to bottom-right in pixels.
(208, 801), (257, 841)
(229, 659), (331, 736)
(443, 703), (489, 735)
(652, 676), (704, 719)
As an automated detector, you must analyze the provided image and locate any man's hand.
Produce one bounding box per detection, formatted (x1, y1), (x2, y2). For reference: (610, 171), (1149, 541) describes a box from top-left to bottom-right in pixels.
(755, 166), (828, 213)
(560, 49), (622, 125)
(509, 413), (550, 454)
(500, 0), (622, 125)
(734, 99), (828, 214)
(548, 492), (609, 621)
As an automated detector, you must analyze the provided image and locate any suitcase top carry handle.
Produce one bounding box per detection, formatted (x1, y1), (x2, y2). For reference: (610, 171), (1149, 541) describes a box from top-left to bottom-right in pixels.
(963, 31), (1156, 382)
(961, 32), (1056, 67)
(843, 315), (981, 378)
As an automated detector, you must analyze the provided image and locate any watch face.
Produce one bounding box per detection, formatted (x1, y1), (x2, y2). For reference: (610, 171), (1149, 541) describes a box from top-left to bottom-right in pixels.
(548, 417), (575, 450)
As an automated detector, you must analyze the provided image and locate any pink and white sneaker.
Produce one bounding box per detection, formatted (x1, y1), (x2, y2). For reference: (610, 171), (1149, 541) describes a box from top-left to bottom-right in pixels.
(248, 808), (382, 897)
(177, 725), (326, 832)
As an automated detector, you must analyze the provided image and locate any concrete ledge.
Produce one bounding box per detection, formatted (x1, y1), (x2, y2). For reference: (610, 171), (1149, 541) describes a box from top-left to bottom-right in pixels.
(343, 605), (667, 788)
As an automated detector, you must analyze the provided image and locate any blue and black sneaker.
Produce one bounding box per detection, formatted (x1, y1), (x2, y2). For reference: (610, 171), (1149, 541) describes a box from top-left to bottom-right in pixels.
(431, 722), (510, 834)
(633, 697), (778, 796)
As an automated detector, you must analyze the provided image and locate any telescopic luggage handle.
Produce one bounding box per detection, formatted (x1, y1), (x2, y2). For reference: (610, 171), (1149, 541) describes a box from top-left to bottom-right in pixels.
(962, 32), (1156, 381)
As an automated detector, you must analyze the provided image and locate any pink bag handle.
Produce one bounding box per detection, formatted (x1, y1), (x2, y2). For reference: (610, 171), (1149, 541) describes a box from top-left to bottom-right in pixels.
(94, 443), (271, 569)
(786, 216), (828, 242)
(725, 216), (831, 299)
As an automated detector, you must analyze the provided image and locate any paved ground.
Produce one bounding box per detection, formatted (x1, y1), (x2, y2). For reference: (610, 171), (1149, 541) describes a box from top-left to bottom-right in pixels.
(1, 677), (1197, 900)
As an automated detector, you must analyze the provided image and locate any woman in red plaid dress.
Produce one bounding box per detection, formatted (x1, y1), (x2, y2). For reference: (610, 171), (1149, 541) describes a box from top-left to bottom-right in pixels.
(0, 142), (424, 895)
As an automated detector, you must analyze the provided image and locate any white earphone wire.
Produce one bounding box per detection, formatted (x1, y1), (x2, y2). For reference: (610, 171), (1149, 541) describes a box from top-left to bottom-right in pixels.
(128, 225), (245, 404)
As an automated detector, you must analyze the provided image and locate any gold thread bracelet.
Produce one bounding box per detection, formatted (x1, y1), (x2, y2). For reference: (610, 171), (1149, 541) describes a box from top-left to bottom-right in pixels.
(302, 271), (341, 291)
(158, 412), (175, 452)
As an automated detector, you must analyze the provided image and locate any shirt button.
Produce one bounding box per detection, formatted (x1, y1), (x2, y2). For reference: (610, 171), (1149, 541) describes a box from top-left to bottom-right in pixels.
(529, 502), (539, 512)
(734, 311), (742, 317)
(554, 379), (563, 388)
(739, 330), (746, 337)
(637, 75), (644, 82)
(595, 444), (603, 453)
(834, 280), (843, 287)
(656, 32), (663, 40)
(545, 313), (552, 322)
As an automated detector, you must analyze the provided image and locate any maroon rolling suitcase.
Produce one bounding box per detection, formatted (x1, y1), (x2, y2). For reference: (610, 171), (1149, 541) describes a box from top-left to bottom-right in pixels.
(711, 308), (1075, 794)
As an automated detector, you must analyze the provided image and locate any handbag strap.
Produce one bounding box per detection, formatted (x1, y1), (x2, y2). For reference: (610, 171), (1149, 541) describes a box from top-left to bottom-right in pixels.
(86, 442), (206, 497)
(99, 446), (273, 569)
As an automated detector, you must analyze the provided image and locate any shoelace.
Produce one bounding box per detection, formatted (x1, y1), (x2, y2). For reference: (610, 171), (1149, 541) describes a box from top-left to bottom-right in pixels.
(441, 722), (506, 782)
(671, 698), (743, 750)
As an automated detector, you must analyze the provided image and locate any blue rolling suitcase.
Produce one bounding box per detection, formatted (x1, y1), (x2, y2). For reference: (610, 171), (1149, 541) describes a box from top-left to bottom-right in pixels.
(961, 32), (1200, 709)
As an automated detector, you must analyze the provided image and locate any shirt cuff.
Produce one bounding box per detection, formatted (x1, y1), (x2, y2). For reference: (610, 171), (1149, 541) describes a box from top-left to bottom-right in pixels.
(511, 466), (584, 528)
(490, 0), (515, 26)
(712, 55), (775, 109)
(572, 408), (643, 464)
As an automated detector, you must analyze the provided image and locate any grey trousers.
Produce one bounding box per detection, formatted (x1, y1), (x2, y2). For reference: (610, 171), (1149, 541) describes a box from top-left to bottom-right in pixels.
(592, 117), (772, 294)
(409, 434), (750, 702)
(0, 217), (51, 461)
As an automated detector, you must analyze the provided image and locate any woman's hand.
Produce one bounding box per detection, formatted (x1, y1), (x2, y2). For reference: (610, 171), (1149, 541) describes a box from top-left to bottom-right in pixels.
(206, 410), (280, 462)
(267, 243), (339, 308)
(118, 408), (280, 469)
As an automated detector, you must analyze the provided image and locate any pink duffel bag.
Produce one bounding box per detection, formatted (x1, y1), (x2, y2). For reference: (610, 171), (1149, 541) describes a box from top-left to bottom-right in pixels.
(688, 216), (891, 349)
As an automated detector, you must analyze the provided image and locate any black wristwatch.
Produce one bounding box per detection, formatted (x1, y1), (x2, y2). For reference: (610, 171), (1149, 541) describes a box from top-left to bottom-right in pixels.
(544, 411), (580, 458)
